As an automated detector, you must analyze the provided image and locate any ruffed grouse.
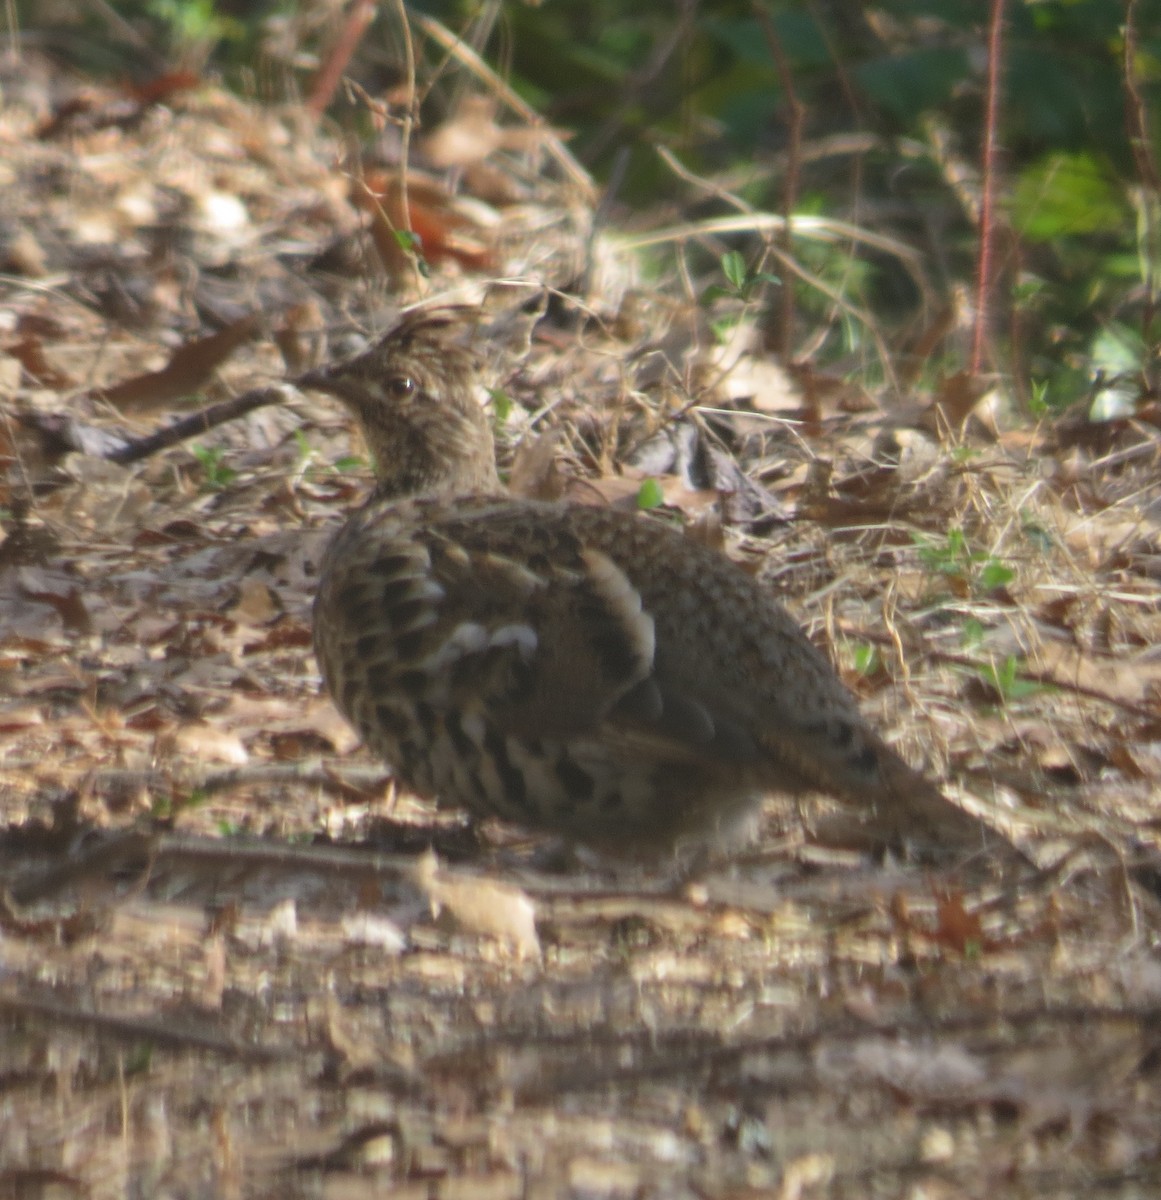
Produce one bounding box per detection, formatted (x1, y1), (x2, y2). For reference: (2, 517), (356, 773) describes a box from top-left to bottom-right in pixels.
(302, 309), (988, 856)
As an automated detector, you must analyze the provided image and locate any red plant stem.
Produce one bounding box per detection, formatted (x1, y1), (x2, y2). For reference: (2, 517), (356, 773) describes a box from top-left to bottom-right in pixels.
(1123, 0), (1159, 342)
(754, 3), (806, 360)
(972, 0), (1006, 376)
(306, 0), (377, 121)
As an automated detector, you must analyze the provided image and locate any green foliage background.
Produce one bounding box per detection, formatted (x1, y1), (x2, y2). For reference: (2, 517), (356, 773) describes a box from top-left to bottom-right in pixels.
(17, 0), (1161, 407)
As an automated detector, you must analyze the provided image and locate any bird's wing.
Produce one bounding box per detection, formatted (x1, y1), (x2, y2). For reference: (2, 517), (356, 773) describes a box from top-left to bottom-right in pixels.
(419, 501), (790, 770)
(318, 497), (767, 772)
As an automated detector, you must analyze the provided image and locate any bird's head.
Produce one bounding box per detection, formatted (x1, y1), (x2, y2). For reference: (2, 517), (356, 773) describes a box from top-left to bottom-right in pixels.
(300, 308), (500, 500)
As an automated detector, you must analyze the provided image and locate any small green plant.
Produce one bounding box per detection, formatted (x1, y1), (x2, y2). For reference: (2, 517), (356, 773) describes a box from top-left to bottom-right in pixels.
(192, 444), (237, 491)
(915, 526), (970, 575)
(122, 1043), (154, 1076)
(977, 560), (1015, 591)
(703, 250), (780, 306)
(850, 642), (880, 676)
(913, 528), (1013, 595)
(1027, 379), (1051, 418)
(487, 387), (513, 428)
(1020, 516), (1055, 554)
(978, 655), (1044, 703)
(393, 229), (431, 278)
(635, 478), (665, 510)
(960, 617), (985, 649)
(147, 0), (240, 54)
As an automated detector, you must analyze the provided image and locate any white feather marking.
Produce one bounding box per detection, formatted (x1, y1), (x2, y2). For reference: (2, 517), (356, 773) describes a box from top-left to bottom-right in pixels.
(395, 608), (439, 635)
(409, 578), (447, 602)
(460, 709), (486, 747)
(579, 548), (656, 673)
(489, 624), (538, 657)
(418, 622), (489, 670)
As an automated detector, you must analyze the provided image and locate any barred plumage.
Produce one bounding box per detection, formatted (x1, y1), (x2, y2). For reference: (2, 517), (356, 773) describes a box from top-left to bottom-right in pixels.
(303, 310), (986, 855)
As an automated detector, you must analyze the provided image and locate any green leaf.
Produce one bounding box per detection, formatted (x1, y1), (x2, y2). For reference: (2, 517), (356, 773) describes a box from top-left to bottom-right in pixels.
(1021, 518), (1055, 554)
(915, 527), (969, 574)
(392, 228), (430, 276)
(636, 478), (664, 510)
(192, 444), (236, 491)
(393, 228), (423, 254)
(981, 656), (1044, 702)
(721, 249), (747, 291)
(487, 387), (513, 426)
(856, 47), (968, 120)
(978, 561), (1015, 591)
(1090, 323), (1144, 376)
(703, 13), (829, 69)
(961, 618), (985, 649)
(292, 428), (313, 461)
(122, 1043), (153, 1075)
(1013, 152), (1129, 240)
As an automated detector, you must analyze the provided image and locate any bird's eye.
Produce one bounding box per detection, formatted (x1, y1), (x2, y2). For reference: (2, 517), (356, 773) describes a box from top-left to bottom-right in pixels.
(385, 375), (416, 400)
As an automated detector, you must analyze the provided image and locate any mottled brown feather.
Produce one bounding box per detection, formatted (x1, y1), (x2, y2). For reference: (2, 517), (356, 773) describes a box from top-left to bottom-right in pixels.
(304, 310), (993, 855)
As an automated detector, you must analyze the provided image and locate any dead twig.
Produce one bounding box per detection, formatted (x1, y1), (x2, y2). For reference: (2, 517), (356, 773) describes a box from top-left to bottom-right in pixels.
(0, 983), (289, 1061)
(17, 383), (299, 468)
(305, 0), (377, 121)
(108, 384), (299, 465)
(844, 625), (1161, 723)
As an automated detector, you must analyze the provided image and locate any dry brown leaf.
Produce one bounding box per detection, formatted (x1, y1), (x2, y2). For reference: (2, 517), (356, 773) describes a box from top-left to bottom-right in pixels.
(412, 849), (540, 958)
(123, 69), (201, 106)
(507, 430), (565, 500)
(932, 889), (987, 954)
(918, 369), (987, 434)
(0, 353), (22, 397)
(1038, 641), (1161, 708)
(218, 694), (361, 755)
(230, 578), (280, 625)
(1, 227), (48, 277)
(94, 314), (260, 414)
(16, 566), (92, 635)
(422, 95), (569, 170)
(201, 932), (227, 1010)
(170, 722), (249, 766)
(0, 704), (45, 734)
(422, 96), (506, 168)
(273, 300), (325, 374)
(355, 171), (496, 279)
(656, 476), (722, 519)
(6, 333), (73, 388)
(241, 622), (315, 655)
(728, 355), (804, 413)
(340, 911), (407, 953)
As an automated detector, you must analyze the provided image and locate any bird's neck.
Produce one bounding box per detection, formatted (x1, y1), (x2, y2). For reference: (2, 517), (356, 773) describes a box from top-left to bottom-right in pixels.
(365, 409), (502, 501)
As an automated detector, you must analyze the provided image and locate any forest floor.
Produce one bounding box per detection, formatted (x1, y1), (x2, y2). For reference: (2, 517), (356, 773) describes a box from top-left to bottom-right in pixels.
(2, 51), (1161, 1200)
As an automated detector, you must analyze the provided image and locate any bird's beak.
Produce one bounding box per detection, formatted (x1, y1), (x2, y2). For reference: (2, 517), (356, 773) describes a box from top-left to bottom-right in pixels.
(295, 364), (336, 393)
